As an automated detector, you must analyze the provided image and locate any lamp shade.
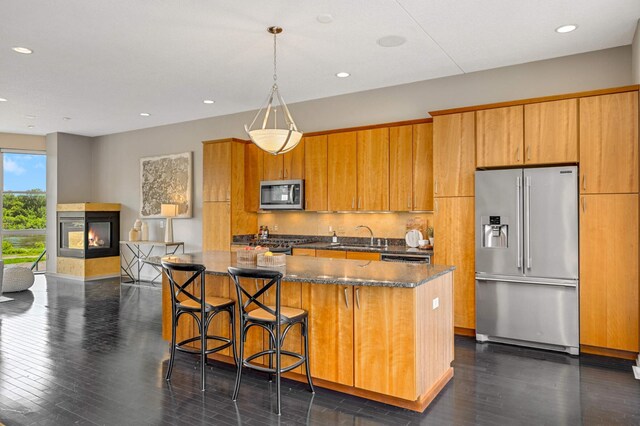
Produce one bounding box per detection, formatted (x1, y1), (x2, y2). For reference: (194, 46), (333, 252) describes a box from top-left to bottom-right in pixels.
(248, 128), (302, 155)
(161, 204), (178, 217)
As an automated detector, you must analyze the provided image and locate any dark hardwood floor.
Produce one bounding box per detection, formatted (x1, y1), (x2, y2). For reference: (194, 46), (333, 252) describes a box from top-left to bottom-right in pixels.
(0, 275), (638, 425)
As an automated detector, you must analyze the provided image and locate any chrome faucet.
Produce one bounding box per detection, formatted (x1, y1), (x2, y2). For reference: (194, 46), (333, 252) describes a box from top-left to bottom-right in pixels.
(355, 225), (374, 246)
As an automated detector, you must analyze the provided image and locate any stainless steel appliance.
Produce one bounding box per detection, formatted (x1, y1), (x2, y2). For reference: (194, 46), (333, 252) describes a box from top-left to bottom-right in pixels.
(381, 252), (431, 263)
(260, 180), (304, 210)
(475, 166), (579, 355)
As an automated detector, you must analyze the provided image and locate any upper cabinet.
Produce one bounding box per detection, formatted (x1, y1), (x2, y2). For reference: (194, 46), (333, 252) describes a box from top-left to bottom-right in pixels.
(328, 132), (358, 211)
(390, 123), (433, 211)
(524, 99), (578, 165)
(579, 92), (639, 194)
(203, 141), (231, 202)
(357, 128), (389, 211)
(433, 112), (476, 197)
(476, 106), (524, 168)
(304, 135), (328, 211)
(262, 141), (305, 181)
(244, 143), (263, 212)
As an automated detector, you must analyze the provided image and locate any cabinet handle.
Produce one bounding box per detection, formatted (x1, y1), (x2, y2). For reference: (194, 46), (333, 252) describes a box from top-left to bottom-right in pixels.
(526, 146), (531, 161)
(352, 197), (355, 209)
(515, 146), (520, 161)
(255, 280), (260, 292)
(305, 199), (308, 209)
(582, 197), (585, 213)
(284, 169), (288, 178)
(358, 197), (362, 209)
(582, 174), (586, 191)
(343, 288), (349, 309)
(408, 195), (411, 210)
(355, 288), (360, 309)
(435, 199), (438, 213)
(434, 179), (438, 194)
(226, 189), (231, 201)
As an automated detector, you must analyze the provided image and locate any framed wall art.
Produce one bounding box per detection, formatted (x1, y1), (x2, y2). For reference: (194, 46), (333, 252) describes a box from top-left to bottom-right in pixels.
(140, 151), (192, 218)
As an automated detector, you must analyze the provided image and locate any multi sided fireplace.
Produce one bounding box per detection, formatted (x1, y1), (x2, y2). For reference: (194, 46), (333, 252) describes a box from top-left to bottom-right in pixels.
(56, 203), (121, 280)
(58, 211), (120, 258)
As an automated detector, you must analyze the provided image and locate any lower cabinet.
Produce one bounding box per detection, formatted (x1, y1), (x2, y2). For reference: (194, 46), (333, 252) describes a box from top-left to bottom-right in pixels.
(200, 275), (233, 357)
(302, 284), (354, 386)
(346, 251), (381, 261)
(316, 249), (346, 259)
(203, 202), (231, 250)
(579, 193), (639, 353)
(354, 286), (418, 400)
(433, 196), (475, 330)
(263, 281), (304, 373)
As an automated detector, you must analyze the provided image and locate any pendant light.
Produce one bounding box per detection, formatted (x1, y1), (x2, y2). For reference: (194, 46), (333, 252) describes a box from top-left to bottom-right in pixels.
(245, 26), (302, 155)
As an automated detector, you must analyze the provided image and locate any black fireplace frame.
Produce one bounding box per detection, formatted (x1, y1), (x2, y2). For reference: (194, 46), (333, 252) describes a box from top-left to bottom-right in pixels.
(57, 211), (120, 259)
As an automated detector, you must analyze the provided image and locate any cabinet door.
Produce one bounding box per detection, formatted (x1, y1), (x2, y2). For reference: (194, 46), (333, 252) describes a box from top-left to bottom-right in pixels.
(283, 140), (305, 180)
(263, 152), (284, 181)
(263, 281), (303, 372)
(433, 112), (475, 197)
(304, 135), (328, 211)
(580, 194), (639, 352)
(199, 275), (232, 357)
(302, 284), (353, 386)
(434, 197), (475, 330)
(389, 125), (413, 211)
(244, 143), (263, 212)
(476, 105), (524, 168)
(316, 249), (346, 259)
(229, 278), (265, 365)
(354, 286), (417, 400)
(328, 132), (357, 211)
(346, 251), (381, 261)
(413, 122), (434, 211)
(203, 202), (230, 251)
(203, 142), (231, 202)
(292, 248), (316, 257)
(524, 99), (578, 165)
(357, 128), (390, 211)
(580, 92), (639, 194)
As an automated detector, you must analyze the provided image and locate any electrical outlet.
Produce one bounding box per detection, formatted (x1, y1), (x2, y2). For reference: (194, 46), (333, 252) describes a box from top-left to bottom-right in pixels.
(273, 224), (278, 231)
(432, 297), (439, 310)
(337, 225), (344, 234)
(328, 225), (333, 233)
(633, 365), (640, 380)
(159, 220), (165, 229)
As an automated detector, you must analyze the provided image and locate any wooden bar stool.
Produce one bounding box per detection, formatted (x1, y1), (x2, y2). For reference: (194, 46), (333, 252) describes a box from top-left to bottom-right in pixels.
(228, 267), (314, 415)
(163, 260), (236, 391)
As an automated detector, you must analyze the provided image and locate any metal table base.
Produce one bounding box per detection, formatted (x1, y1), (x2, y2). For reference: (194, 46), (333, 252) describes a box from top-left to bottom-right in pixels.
(120, 241), (184, 284)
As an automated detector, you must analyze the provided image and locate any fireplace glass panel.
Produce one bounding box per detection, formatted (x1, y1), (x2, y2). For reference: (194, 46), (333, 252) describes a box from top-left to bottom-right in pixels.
(61, 220), (85, 250)
(88, 222), (111, 249)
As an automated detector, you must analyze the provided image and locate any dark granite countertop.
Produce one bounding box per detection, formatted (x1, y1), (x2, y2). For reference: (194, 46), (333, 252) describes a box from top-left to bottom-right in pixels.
(291, 241), (434, 256)
(146, 251), (453, 288)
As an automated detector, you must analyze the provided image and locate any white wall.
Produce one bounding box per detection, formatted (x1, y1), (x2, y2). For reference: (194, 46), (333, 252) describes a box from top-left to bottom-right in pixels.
(45, 132), (94, 272)
(633, 19), (640, 84)
(91, 46), (632, 255)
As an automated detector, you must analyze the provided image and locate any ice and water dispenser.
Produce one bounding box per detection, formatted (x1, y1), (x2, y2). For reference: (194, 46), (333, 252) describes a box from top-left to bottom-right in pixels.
(481, 216), (508, 248)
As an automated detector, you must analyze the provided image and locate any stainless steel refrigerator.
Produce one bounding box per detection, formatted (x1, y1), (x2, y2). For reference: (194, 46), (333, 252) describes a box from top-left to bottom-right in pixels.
(475, 166), (579, 355)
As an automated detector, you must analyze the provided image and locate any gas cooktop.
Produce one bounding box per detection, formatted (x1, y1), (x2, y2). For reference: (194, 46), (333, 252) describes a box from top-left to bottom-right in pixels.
(248, 237), (315, 252)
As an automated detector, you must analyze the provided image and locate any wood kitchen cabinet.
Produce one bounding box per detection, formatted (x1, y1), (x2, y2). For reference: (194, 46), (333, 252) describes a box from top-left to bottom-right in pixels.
(433, 112), (475, 197)
(202, 139), (257, 250)
(390, 123), (433, 211)
(357, 128), (389, 211)
(579, 92), (639, 194)
(263, 140), (305, 181)
(316, 249), (347, 259)
(304, 135), (328, 211)
(302, 284), (354, 386)
(328, 132), (358, 211)
(263, 281), (304, 372)
(354, 285), (418, 400)
(524, 99), (578, 165)
(579, 193), (639, 353)
(476, 105), (524, 168)
(346, 251), (381, 261)
(244, 143), (263, 212)
(433, 196), (475, 330)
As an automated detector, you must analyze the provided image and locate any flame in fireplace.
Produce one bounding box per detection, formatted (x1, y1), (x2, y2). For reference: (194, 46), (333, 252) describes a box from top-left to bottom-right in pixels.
(88, 228), (101, 247)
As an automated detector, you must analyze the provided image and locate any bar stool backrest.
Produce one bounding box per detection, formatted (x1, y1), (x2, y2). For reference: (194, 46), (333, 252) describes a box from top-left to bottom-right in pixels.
(228, 267), (283, 323)
(162, 261), (207, 309)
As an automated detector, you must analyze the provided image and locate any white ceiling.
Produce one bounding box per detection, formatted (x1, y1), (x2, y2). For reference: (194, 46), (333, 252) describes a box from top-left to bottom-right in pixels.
(0, 0), (638, 137)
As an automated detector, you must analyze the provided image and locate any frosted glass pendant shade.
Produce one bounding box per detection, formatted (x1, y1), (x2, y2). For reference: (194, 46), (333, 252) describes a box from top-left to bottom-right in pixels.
(247, 128), (302, 155)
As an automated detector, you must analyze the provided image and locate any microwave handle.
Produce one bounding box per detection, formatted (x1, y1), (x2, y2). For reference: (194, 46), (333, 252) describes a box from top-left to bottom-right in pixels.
(289, 184), (295, 204)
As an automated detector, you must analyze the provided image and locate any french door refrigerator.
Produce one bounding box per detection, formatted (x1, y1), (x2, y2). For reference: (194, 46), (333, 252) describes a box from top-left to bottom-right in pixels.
(475, 166), (579, 355)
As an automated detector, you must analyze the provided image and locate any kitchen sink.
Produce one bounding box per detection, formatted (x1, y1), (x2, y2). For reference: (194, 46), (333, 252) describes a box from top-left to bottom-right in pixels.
(328, 244), (384, 251)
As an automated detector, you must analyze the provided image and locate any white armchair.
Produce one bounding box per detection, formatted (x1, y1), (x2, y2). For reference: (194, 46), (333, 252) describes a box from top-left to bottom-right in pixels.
(3, 266), (34, 293)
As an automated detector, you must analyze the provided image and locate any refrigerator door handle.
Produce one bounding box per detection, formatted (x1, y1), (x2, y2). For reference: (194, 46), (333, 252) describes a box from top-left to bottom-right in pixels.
(476, 276), (577, 288)
(525, 175), (532, 269)
(516, 176), (522, 269)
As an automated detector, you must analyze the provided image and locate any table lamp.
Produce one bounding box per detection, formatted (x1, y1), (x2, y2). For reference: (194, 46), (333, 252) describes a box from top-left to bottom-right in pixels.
(161, 204), (178, 243)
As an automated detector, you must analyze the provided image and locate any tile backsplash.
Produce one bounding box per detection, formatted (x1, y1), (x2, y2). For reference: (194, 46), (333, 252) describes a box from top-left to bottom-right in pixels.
(257, 212), (433, 239)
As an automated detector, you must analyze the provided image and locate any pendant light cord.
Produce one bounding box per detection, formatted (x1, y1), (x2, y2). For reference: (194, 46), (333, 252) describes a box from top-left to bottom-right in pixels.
(273, 31), (278, 83)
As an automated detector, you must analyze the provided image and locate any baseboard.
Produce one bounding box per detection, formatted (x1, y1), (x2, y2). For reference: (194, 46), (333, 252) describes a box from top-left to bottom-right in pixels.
(580, 345), (639, 361)
(454, 327), (475, 337)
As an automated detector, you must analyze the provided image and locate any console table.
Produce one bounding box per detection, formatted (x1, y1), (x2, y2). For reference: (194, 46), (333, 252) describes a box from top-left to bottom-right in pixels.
(120, 241), (184, 284)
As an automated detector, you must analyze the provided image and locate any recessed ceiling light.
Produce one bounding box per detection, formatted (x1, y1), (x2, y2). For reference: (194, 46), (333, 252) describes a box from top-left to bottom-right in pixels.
(317, 14), (333, 24)
(335, 72), (350, 78)
(12, 46), (33, 54)
(140, 112), (151, 117)
(25, 115), (36, 119)
(377, 35), (406, 48)
(0, 98), (7, 102)
(555, 24), (577, 33)
(27, 125), (35, 129)
(203, 99), (215, 104)
(63, 117), (71, 121)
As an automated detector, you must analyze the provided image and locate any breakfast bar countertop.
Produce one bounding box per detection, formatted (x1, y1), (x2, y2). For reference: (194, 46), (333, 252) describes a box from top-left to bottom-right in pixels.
(146, 250), (454, 288)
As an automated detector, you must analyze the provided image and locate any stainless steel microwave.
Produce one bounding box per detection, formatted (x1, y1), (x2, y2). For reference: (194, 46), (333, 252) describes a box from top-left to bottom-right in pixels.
(260, 179), (304, 210)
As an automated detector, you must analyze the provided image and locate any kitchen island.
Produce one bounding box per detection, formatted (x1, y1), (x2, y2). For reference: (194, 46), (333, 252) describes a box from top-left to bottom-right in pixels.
(154, 251), (455, 412)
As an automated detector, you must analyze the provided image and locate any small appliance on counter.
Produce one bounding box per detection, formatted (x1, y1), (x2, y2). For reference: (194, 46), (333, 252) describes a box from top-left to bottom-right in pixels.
(260, 179), (304, 210)
(475, 166), (579, 355)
